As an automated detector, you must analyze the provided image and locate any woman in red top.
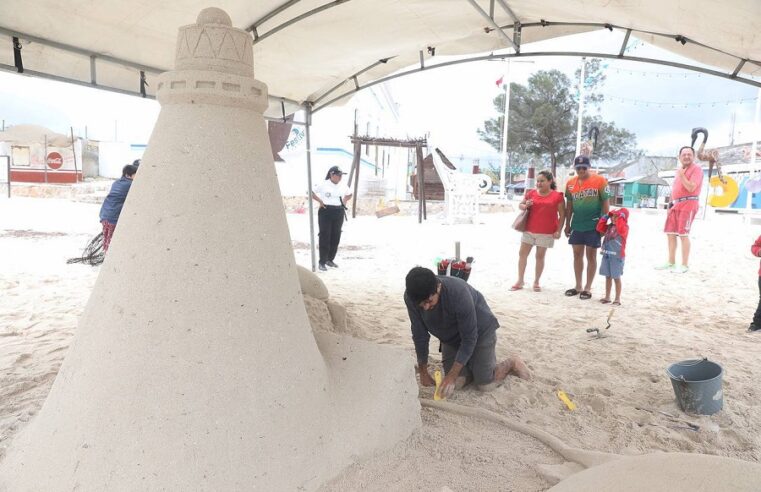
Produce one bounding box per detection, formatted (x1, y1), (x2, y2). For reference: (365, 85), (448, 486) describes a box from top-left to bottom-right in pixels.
(510, 170), (566, 292)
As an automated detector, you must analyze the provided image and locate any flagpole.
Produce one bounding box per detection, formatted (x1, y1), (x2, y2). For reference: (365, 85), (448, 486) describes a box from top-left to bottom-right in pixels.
(499, 59), (511, 200)
(575, 57), (586, 158)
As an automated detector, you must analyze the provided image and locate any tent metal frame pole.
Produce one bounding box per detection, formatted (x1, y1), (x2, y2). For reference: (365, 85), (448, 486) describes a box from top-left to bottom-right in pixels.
(247, 0), (303, 37)
(0, 26), (162, 74)
(2, 156), (9, 198)
(491, 20), (761, 69)
(0, 63), (155, 99)
(312, 57), (394, 105)
(89, 55), (97, 84)
(252, 0), (352, 45)
(304, 103), (317, 272)
(5, 22), (760, 115)
(464, 0), (518, 51)
(618, 29), (632, 56)
(312, 50), (761, 112)
(494, 0), (520, 24)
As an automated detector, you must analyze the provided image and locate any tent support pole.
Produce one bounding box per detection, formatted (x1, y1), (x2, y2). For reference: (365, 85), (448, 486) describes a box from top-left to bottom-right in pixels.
(43, 134), (49, 184)
(352, 150), (360, 219)
(304, 103), (317, 272)
(746, 88), (761, 216)
(70, 127), (79, 183)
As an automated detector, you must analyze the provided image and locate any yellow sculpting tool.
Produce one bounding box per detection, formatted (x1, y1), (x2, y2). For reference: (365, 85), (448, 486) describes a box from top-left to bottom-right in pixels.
(434, 370), (444, 400)
(557, 390), (576, 411)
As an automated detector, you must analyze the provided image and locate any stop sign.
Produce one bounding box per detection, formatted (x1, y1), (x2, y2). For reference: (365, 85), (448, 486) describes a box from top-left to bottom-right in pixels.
(47, 152), (63, 170)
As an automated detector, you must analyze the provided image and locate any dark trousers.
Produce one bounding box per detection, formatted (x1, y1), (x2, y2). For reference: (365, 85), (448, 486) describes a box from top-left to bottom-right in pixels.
(754, 277), (761, 326)
(318, 206), (344, 264)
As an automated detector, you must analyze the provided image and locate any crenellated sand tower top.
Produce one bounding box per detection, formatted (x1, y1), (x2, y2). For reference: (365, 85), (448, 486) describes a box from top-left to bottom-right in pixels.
(157, 7), (267, 111)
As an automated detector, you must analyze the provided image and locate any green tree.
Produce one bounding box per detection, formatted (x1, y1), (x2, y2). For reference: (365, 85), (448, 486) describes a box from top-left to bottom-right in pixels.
(478, 60), (640, 175)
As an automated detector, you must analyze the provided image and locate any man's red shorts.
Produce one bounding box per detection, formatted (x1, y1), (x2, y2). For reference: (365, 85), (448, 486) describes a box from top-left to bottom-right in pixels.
(664, 206), (697, 236)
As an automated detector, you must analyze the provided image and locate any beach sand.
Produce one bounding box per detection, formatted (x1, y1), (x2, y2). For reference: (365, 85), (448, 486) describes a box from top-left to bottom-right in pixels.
(1, 196), (760, 490)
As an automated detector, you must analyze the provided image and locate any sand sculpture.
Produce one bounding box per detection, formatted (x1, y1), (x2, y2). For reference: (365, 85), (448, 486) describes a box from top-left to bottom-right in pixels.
(548, 452), (761, 491)
(0, 8), (420, 491)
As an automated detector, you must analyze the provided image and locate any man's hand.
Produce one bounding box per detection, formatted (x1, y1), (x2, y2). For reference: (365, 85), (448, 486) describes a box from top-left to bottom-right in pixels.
(553, 231), (561, 239)
(525, 199), (533, 208)
(318, 200), (326, 209)
(418, 366), (435, 387)
(564, 224), (571, 237)
(437, 373), (457, 399)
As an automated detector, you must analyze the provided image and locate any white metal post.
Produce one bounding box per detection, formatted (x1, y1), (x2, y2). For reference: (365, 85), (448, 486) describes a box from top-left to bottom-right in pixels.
(305, 104), (317, 272)
(575, 57), (586, 158)
(747, 87), (761, 214)
(499, 59), (511, 199)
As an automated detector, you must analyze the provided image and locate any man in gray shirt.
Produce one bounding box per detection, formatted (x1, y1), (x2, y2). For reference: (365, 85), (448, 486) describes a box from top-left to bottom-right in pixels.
(404, 267), (530, 398)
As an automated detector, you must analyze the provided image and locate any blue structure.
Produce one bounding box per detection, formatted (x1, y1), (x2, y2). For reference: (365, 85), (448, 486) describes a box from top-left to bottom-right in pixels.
(730, 176), (761, 209)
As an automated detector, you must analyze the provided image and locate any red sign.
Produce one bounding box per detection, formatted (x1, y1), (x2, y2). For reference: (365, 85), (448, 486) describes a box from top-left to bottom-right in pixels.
(46, 152), (63, 170)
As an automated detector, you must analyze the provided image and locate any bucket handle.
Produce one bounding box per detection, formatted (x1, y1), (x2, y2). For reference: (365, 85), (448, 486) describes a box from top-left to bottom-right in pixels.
(666, 357), (708, 381)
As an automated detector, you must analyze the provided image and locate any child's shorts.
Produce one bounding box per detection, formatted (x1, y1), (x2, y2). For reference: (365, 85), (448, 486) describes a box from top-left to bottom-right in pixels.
(600, 255), (624, 279)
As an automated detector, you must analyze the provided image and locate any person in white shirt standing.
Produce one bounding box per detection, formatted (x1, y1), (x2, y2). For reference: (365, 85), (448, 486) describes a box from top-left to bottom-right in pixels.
(311, 166), (353, 271)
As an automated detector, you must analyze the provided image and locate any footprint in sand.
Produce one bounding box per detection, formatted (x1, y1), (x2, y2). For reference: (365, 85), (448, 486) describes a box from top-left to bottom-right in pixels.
(14, 353), (32, 365)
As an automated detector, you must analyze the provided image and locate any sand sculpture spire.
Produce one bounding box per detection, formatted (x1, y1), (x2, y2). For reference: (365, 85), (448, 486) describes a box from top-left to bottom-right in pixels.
(0, 7), (419, 491)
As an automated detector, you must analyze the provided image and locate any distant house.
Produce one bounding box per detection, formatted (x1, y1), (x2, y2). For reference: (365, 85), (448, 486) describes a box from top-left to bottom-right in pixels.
(0, 125), (84, 183)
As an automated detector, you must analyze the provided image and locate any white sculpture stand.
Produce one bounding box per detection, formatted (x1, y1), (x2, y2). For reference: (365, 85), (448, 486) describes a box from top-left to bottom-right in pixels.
(431, 149), (491, 224)
(0, 8), (419, 491)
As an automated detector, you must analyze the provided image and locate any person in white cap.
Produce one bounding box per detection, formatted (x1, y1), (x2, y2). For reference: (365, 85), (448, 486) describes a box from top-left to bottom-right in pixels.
(311, 166), (353, 271)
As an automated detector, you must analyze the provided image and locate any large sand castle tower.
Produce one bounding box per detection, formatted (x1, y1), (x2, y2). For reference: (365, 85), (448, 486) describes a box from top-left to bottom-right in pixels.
(0, 8), (420, 491)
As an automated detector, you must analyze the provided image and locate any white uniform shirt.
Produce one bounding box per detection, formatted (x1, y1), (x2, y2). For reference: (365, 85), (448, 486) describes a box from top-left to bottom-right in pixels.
(313, 179), (350, 206)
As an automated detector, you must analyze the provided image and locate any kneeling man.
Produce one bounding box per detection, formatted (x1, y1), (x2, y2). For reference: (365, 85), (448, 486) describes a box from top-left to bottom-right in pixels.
(404, 266), (530, 398)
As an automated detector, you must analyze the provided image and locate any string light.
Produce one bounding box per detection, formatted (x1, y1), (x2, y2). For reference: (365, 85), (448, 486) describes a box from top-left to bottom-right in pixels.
(601, 93), (757, 109)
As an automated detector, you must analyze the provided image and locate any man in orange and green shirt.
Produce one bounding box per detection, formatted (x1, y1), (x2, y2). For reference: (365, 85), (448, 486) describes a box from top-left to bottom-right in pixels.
(563, 155), (610, 300)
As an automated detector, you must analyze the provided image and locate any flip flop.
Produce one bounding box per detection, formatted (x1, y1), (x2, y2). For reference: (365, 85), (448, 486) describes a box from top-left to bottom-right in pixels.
(599, 298), (611, 304)
(564, 288), (579, 296)
(533, 285), (542, 292)
(509, 284), (524, 291)
(579, 291), (592, 300)
(612, 301), (621, 306)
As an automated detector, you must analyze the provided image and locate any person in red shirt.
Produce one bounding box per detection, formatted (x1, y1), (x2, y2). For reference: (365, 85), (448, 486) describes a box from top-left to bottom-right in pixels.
(656, 146), (704, 273)
(510, 170), (565, 292)
(750, 235), (761, 332)
(596, 208), (629, 305)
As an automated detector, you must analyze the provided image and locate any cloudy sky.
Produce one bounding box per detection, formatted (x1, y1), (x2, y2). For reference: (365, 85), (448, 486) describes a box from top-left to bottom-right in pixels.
(0, 30), (758, 161)
(388, 30), (760, 160)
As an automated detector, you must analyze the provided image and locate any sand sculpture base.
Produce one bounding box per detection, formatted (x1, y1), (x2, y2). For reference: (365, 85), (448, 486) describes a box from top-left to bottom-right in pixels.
(549, 452), (761, 491)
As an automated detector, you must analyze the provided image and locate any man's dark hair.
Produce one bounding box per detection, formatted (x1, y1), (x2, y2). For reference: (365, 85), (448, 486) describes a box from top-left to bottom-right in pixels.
(122, 164), (138, 178)
(405, 266), (438, 304)
(678, 146), (695, 156)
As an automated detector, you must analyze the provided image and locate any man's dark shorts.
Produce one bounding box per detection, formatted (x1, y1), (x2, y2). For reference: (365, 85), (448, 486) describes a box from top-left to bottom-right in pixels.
(569, 229), (601, 248)
(441, 328), (497, 387)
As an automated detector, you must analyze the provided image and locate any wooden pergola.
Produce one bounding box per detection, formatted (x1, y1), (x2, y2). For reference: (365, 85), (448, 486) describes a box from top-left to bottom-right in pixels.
(347, 135), (428, 223)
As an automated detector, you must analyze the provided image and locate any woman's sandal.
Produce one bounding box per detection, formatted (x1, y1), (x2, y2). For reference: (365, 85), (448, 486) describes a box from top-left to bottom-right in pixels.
(612, 301), (621, 306)
(599, 298), (611, 304)
(564, 288), (579, 296)
(509, 283), (524, 291)
(579, 291), (592, 300)
(533, 285), (542, 292)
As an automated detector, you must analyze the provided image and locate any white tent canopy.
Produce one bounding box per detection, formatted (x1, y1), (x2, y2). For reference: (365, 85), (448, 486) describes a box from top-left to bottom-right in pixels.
(1, 0), (760, 116)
